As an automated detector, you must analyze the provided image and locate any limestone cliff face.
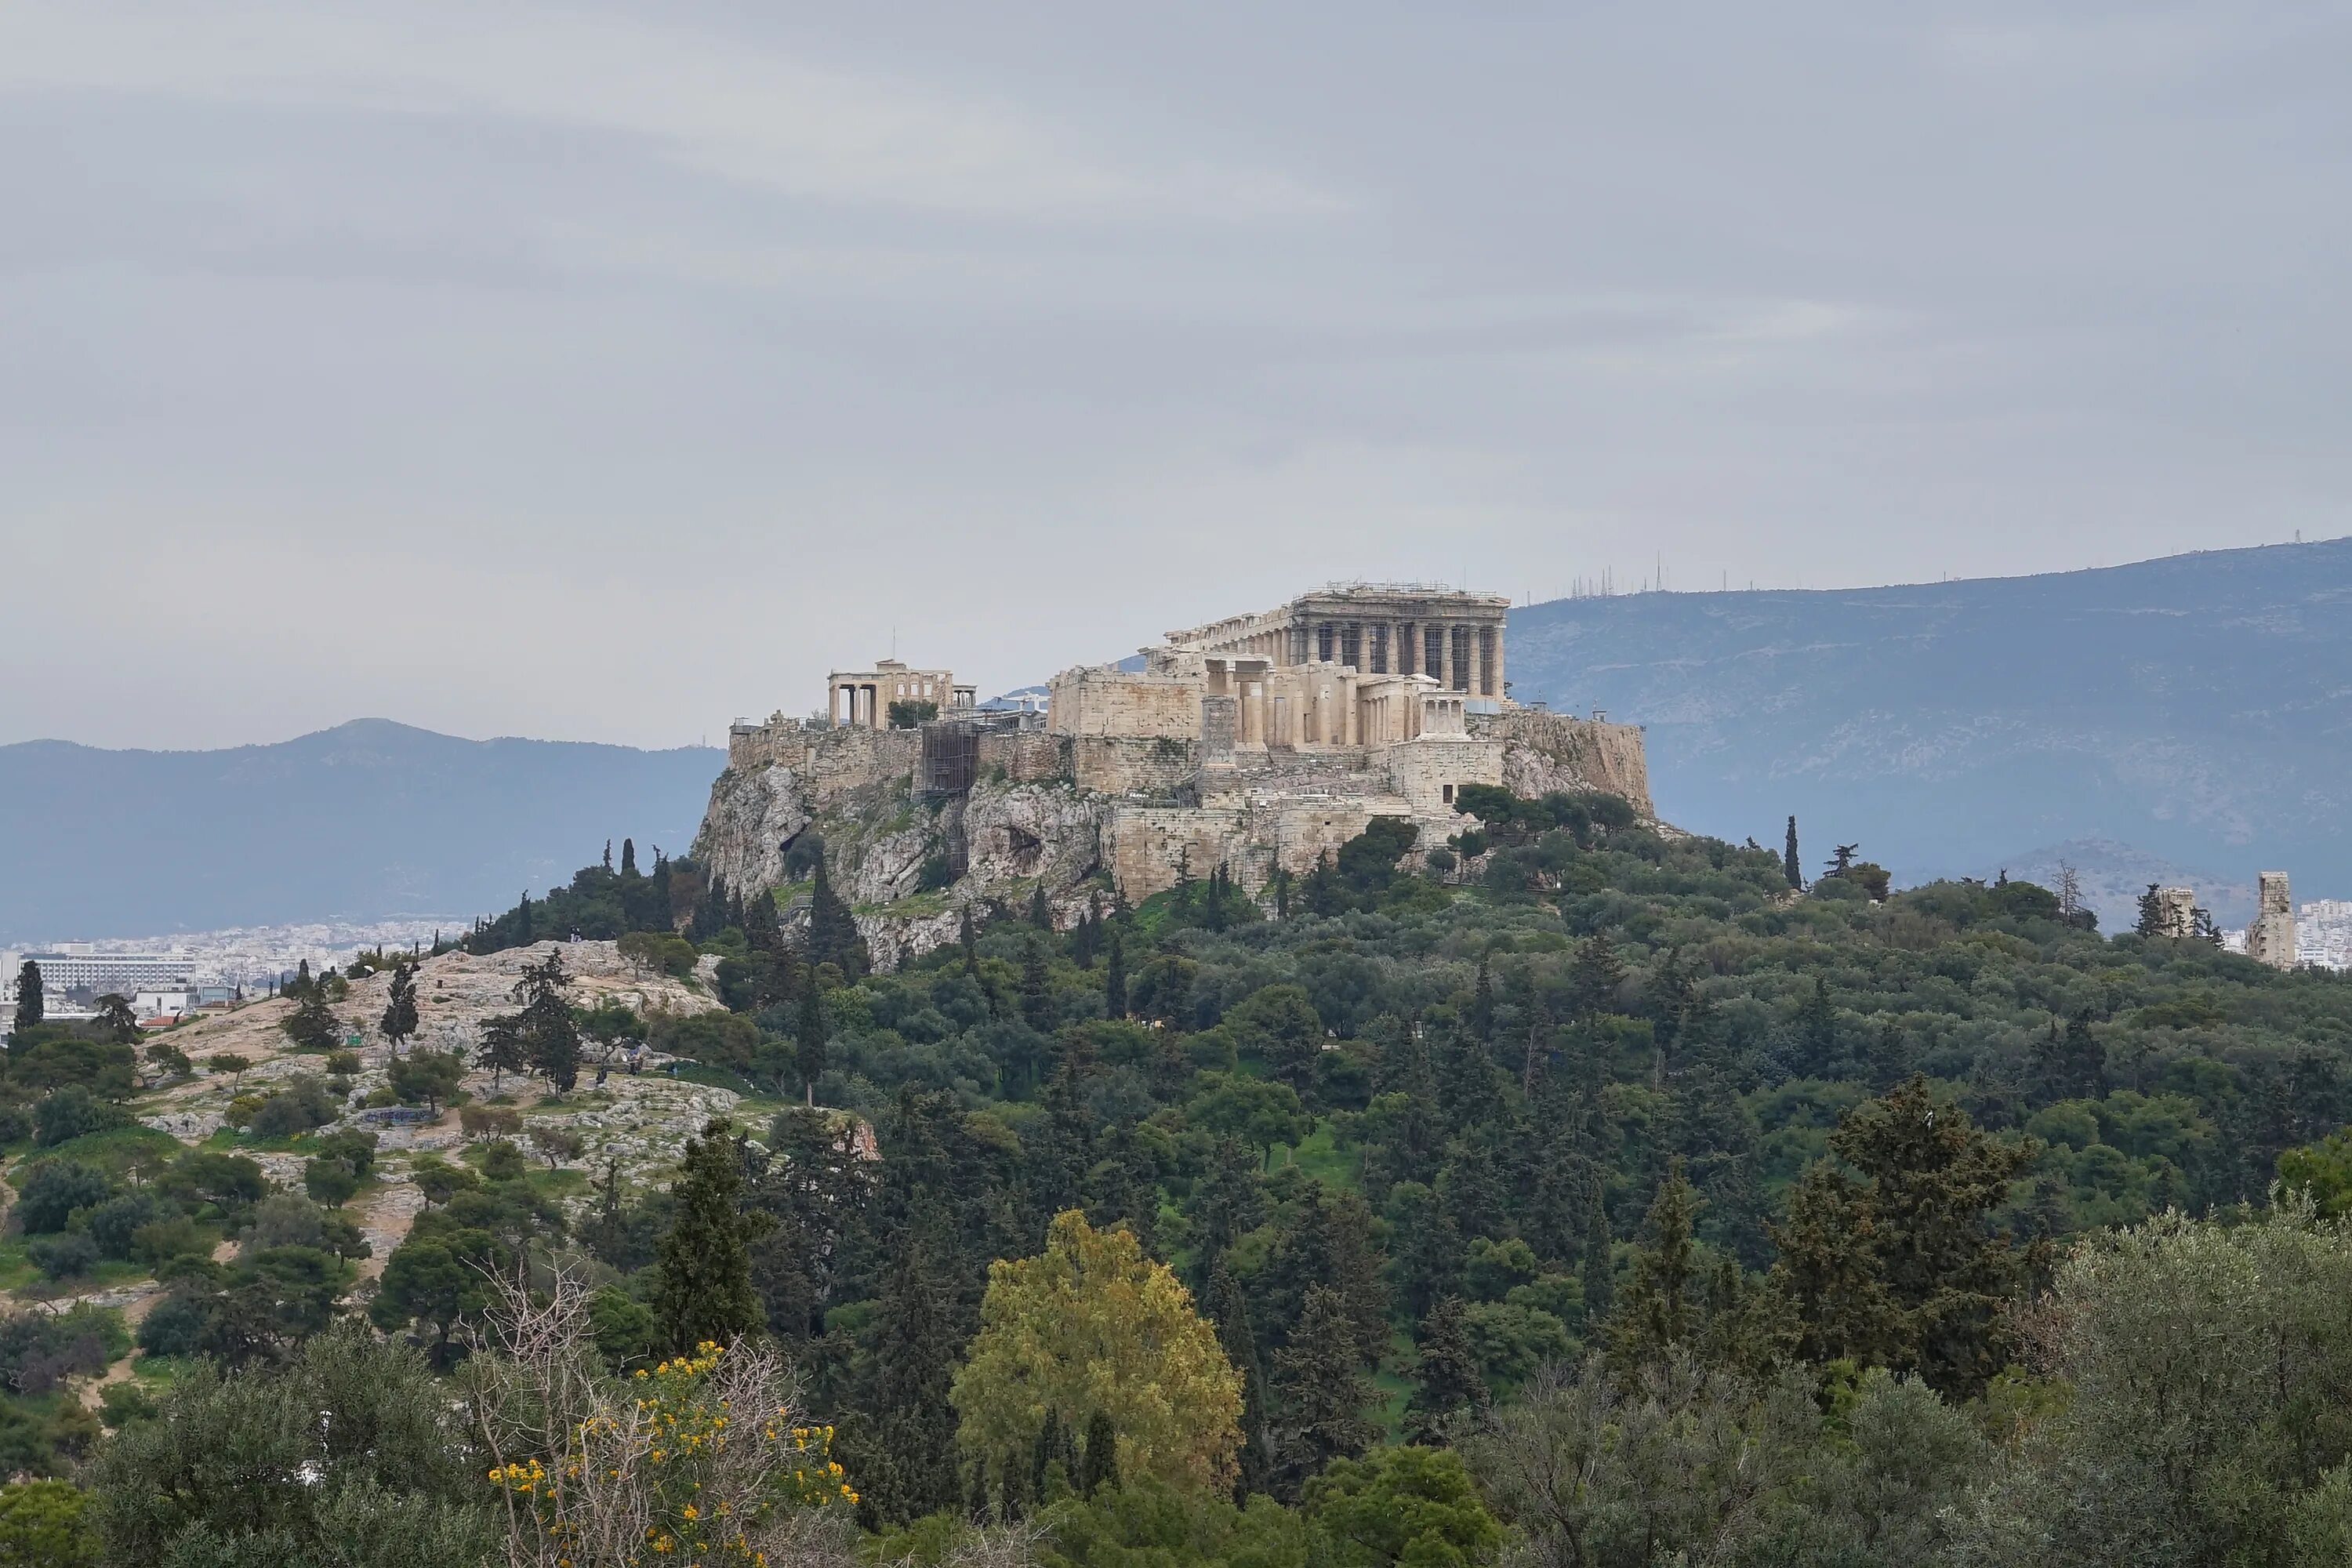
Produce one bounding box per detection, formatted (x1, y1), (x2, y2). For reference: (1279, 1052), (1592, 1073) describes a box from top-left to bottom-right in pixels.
(1485, 711), (1655, 819)
(698, 711), (1652, 970)
(694, 763), (815, 898)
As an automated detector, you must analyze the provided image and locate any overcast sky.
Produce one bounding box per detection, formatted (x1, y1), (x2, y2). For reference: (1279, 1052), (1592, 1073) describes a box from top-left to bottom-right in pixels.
(5, 2), (2347, 751)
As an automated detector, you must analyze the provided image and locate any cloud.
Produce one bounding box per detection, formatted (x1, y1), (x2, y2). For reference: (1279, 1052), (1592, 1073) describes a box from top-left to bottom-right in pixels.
(0, 3), (1350, 221)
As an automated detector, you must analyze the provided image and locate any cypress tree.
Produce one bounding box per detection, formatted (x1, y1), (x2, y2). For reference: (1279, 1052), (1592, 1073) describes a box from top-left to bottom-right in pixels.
(807, 856), (869, 977)
(1078, 1410), (1119, 1498)
(960, 905), (980, 978)
(377, 961), (419, 1058)
(13, 960), (43, 1032)
(1104, 929), (1127, 1018)
(603, 838), (613, 871)
(1783, 817), (1802, 890)
(2135, 882), (2166, 938)
(797, 986), (828, 1107)
(1206, 1255), (1271, 1500)
(1029, 884), (1053, 932)
(621, 837), (638, 876)
(654, 1120), (768, 1353)
(517, 891), (534, 945)
(1580, 1185), (1615, 1326)
(1403, 1295), (1487, 1446)
(1020, 943), (1054, 1033)
(862, 1218), (964, 1521)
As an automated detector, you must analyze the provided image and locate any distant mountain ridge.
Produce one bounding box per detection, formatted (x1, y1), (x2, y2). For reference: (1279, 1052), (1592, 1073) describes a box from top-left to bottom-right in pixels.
(0, 720), (720, 942)
(1504, 538), (2352, 902)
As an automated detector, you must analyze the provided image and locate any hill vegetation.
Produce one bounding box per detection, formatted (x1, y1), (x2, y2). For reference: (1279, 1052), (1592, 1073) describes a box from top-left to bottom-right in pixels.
(8, 789), (2352, 1563)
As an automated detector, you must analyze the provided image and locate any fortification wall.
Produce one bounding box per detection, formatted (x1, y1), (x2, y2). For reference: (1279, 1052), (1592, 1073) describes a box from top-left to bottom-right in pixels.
(1386, 736), (1506, 815)
(1482, 710), (1654, 819)
(976, 730), (1067, 782)
(1048, 666), (1202, 739)
(1072, 735), (1200, 796)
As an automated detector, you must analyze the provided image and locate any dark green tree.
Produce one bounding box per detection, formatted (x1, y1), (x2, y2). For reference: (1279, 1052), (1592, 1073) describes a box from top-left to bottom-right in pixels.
(280, 987), (341, 1054)
(2135, 882), (2166, 938)
(1606, 1158), (1702, 1374)
(512, 951), (580, 1093)
(806, 855), (869, 978)
(1105, 928), (1127, 1019)
(653, 1120), (769, 1354)
(11, 960), (41, 1032)
(1206, 1255), (1272, 1501)
(621, 837), (637, 876)
(377, 961), (419, 1058)
(1269, 1285), (1378, 1497)
(1783, 815), (1802, 889)
(1769, 1076), (2042, 1399)
(1403, 1295), (1487, 1446)
(1078, 1409), (1120, 1498)
(796, 986), (827, 1107)
(1021, 942), (1054, 1033)
(1579, 1185), (1615, 1328)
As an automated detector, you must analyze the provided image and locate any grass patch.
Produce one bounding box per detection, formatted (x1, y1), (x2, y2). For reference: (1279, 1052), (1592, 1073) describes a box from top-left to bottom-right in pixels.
(1373, 1328), (1415, 1439)
(11, 1123), (180, 1180)
(0, 1238), (40, 1293)
(1276, 1123), (1362, 1192)
(526, 1167), (590, 1200)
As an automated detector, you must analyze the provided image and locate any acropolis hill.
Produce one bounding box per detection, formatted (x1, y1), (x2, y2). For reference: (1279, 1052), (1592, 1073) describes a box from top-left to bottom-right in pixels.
(695, 585), (1651, 966)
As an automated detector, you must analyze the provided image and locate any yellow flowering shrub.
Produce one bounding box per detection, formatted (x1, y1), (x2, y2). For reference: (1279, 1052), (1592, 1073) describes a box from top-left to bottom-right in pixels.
(481, 1327), (855, 1568)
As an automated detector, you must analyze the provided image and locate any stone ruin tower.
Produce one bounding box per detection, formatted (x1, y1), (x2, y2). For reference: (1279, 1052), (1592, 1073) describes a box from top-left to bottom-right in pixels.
(2246, 870), (2296, 969)
(2154, 887), (2198, 939)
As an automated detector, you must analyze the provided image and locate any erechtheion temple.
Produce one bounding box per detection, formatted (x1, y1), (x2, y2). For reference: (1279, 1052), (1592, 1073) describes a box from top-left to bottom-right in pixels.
(702, 584), (1651, 966)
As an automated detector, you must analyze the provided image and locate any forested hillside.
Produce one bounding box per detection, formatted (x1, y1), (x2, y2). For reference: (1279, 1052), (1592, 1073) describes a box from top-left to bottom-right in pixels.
(1505, 536), (2352, 901)
(13, 792), (2352, 1563)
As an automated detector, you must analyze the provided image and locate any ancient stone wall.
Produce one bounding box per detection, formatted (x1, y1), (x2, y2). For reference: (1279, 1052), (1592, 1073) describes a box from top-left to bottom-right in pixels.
(1071, 735), (1201, 796)
(2248, 869), (2296, 969)
(1047, 666), (1202, 738)
(1385, 736), (1507, 816)
(976, 730), (1067, 783)
(1482, 709), (1655, 820)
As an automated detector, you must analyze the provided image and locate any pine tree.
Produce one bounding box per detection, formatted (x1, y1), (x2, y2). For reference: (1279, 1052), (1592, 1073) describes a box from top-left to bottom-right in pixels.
(1403, 1296), (1486, 1446)
(621, 837), (638, 877)
(13, 960), (42, 1032)
(1783, 816), (1802, 890)
(477, 1014), (528, 1092)
(1269, 1285), (1377, 1497)
(1606, 1158), (1702, 1375)
(378, 961), (419, 1059)
(603, 839), (613, 871)
(1104, 929), (1127, 1019)
(797, 986), (828, 1107)
(513, 951), (580, 1093)
(281, 985), (341, 1054)
(654, 1119), (769, 1354)
(1569, 931), (1626, 1019)
(1469, 955), (1496, 1044)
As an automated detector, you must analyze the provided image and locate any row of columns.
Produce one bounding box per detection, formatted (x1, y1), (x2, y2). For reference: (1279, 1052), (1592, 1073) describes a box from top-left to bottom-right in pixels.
(831, 684), (881, 727)
(1292, 618), (1501, 695)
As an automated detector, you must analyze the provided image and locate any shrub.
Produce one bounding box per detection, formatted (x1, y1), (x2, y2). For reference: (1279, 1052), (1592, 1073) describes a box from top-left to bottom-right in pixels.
(135, 1294), (209, 1359)
(27, 1232), (100, 1281)
(77, 1192), (165, 1259)
(33, 1087), (129, 1149)
(246, 1075), (340, 1139)
(14, 1162), (114, 1234)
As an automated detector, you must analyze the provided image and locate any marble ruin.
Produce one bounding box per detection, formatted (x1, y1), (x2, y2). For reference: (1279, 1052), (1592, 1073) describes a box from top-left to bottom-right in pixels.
(2153, 886), (2199, 940)
(703, 584), (1652, 967)
(2246, 869), (2297, 970)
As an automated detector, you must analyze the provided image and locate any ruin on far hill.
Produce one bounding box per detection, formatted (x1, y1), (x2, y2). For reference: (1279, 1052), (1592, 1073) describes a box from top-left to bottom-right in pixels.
(697, 584), (1653, 967)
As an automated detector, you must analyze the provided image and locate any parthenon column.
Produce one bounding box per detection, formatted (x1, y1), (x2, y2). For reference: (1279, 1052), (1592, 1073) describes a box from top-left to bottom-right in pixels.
(1439, 624), (1455, 691)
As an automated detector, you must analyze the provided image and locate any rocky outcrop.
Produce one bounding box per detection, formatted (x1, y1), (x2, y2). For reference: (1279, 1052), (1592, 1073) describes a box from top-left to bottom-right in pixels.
(1485, 710), (1656, 819)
